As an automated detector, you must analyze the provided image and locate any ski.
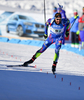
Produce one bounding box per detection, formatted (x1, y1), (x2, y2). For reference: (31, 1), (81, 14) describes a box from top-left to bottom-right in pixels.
(7, 64), (36, 68)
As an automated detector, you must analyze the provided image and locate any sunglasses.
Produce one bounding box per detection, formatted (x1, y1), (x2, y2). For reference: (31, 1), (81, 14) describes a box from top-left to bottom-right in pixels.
(55, 18), (61, 20)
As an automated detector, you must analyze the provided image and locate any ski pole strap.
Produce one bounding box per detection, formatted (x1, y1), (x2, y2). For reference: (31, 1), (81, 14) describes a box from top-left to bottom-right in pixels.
(70, 17), (78, 30)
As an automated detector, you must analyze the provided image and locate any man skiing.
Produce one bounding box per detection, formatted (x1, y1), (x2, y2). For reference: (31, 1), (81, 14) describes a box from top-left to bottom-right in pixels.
(57, 7), (66, 19)
(53, 4), (67, 44)
(22, 13), (70, 74)
(53, 3), (66, 19)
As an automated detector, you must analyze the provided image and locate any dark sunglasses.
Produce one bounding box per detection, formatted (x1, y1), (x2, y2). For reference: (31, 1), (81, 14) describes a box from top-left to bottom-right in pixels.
(55, 18), (61, 20)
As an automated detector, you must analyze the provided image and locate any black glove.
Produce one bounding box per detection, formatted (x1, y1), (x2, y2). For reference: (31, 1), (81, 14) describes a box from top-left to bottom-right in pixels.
(65, 30), (69, 37)
(44, 34), (48, 39)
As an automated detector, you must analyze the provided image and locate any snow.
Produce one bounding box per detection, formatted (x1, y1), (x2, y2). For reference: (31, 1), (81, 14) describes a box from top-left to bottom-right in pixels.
(0, 0), (84, 99)
(0, 42), (84, 100)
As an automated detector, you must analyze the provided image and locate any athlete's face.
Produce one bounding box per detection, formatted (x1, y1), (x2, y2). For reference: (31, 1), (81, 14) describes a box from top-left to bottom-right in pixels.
(83, 8), (84, 13)
(55, 17), (61, 25)
(74, 13), (77, 17)
(57, 9), (62, 13)
(53, 10), (57, 12)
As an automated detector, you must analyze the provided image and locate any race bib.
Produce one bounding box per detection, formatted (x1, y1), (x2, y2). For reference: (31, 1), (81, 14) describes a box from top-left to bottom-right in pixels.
(50, 27), (64, 34)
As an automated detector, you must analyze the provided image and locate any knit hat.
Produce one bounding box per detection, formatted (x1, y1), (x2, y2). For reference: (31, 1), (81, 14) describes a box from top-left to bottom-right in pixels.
(74, 10), (78, 15)
(53, 6), (57, 11)
(55, 13), (61, 18)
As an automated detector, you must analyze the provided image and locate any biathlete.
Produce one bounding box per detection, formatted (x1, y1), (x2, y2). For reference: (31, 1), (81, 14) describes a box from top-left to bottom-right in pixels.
(53, 4), (66, 19)
(22, 13), (70, 74)
(53, 4), (68, 44)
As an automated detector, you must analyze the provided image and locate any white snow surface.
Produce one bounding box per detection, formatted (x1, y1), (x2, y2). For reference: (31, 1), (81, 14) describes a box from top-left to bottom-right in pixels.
(0, 42), (84, 100)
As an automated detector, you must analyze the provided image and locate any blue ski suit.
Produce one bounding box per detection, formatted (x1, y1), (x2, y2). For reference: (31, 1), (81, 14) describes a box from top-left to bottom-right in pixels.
(34, 18), (70, 63)
(53, 9), (68, 44)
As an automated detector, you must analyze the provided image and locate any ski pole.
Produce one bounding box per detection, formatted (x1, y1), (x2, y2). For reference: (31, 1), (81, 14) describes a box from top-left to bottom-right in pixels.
(44, 0), (46, 23)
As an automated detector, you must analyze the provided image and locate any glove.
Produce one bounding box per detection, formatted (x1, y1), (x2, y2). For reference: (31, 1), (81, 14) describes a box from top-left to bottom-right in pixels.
(76, 30), (80, 35)
(65, 29), (69, 37)
(44, 34), (48, 39)
(74, 15), (78, 19)
(62, 19), (67, 24)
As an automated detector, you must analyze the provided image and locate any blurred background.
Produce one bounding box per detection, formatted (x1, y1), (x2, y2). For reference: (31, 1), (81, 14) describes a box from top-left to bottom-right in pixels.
(0, 0), (83, 42)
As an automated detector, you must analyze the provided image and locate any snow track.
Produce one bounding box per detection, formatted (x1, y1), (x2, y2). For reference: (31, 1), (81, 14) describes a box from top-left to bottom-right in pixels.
(0, 42), (84, 100)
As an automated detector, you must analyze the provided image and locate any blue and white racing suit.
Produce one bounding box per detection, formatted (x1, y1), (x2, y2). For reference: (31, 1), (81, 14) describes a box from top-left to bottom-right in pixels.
(34, 18), (70, 63)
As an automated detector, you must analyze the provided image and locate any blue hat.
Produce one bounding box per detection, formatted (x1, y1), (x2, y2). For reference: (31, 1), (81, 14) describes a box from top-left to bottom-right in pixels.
(53, 6), (57, 10)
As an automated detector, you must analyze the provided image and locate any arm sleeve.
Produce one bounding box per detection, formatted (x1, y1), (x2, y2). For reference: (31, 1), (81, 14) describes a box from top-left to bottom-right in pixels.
(62, 18), (70, 29)
(76, 18), (79, 32)
(45, 18), (51, 35)
(61, 10), (66, 19)
(78, 17), (84, 30)
(66, 19), (70, 30)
